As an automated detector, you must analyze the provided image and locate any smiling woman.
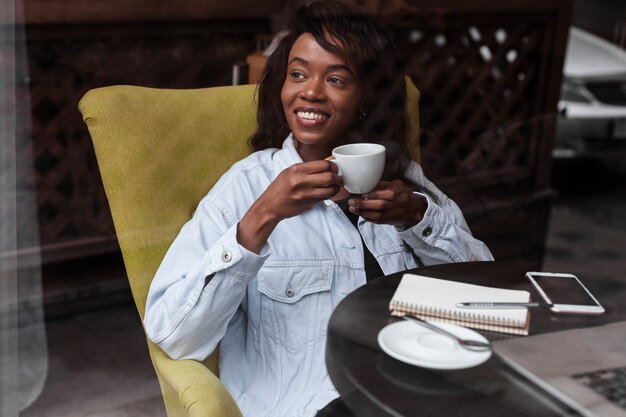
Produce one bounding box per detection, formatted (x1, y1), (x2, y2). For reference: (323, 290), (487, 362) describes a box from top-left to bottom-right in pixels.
(280, 33), (362, 161)
(142, 1), (493, 417)
(252, 0), (411, 180)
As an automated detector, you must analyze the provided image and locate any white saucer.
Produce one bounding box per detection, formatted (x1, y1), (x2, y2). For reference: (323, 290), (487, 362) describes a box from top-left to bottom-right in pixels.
(377, 320), (491, 370)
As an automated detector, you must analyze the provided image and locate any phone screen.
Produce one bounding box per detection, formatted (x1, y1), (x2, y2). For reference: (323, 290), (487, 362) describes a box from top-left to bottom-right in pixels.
(531, 274), (598, 306)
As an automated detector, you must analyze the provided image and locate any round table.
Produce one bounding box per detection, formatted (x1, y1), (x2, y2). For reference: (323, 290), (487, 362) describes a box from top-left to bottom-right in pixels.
(326, 260), (625, 417)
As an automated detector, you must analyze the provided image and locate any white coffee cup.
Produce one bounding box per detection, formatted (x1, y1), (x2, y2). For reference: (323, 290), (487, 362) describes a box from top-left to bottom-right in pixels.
(330, 143), (386, 194)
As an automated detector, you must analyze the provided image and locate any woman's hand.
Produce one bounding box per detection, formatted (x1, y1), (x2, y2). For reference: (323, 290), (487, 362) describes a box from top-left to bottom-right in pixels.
(259, 160), (343, 219)
(348, 179), (427, 228)
(238, 160), (342, 253)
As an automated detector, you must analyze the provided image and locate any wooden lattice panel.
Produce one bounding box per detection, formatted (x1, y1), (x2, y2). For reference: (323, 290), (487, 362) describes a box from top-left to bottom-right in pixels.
(25, 21), (266, 259)
(383, 1), (571, 260)
(396, 20), (549, 185)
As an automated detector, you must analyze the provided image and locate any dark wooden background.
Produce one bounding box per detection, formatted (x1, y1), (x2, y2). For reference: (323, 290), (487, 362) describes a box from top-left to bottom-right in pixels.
(14, 0), (572, 296)
(20, 1), (278, 265)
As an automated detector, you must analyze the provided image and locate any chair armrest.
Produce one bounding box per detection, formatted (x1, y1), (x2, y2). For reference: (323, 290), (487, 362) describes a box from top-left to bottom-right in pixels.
(151, 349), (242, 417)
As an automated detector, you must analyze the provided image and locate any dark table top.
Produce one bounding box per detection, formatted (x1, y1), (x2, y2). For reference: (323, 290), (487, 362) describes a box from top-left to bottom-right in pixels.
(326, 260), (625, 417)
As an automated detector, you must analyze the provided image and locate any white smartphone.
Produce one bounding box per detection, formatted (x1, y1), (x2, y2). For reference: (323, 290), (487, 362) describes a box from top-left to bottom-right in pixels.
(525, 271), (605, 314)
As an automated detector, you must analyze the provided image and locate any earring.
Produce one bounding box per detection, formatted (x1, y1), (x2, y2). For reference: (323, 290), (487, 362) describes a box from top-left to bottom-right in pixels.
(358, 111), (366, 120)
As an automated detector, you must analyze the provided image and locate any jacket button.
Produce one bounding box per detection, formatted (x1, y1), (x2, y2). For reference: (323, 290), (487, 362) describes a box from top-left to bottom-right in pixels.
(422, 226), (432, 237)
(285, 288), (295, 298)
(221, 250), (232, 263)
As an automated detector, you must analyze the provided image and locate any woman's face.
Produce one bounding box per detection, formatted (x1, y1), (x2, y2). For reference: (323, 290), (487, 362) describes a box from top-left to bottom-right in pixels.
(281, 32), (362, 161)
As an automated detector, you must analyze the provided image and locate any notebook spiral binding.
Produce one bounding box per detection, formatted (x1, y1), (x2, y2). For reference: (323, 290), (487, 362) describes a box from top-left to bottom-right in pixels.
(390, 300), (523, 327)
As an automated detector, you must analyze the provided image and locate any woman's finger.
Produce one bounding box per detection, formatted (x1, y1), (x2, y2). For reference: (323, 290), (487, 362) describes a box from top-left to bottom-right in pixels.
(362, 179), (409, 201)
(291, 160), (340, 175)
(361, 181), (390, 199)
(308, 171), (343, 188)
(310, 185), (342, 200)
(349, 197), (391, 212)
(284, 170), (342, 195)
(356, 207), (405, 224)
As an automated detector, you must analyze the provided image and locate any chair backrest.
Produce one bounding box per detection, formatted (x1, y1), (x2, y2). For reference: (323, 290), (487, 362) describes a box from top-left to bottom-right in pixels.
(79, 79), (420, 322)
(79, 84), (258, 319)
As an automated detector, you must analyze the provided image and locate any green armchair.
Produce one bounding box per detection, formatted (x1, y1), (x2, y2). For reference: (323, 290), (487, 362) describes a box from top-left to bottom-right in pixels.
(78, 80), (420, 416)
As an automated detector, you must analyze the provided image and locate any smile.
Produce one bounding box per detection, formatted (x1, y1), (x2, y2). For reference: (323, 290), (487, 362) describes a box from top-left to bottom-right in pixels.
(296, 111), (330, 120)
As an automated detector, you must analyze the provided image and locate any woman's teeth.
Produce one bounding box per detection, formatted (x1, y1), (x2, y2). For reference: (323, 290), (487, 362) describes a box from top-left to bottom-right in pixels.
(297, 111), (329, 120)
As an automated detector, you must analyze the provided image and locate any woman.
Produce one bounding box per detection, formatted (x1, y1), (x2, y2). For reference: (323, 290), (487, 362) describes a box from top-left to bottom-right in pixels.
(143, 2), (493, 417)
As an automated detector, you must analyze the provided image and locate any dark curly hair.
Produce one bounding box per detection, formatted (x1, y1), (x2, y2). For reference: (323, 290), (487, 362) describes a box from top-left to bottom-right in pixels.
(250, 0), (417, 187)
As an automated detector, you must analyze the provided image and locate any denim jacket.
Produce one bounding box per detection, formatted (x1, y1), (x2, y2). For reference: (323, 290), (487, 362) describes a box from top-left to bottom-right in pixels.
(143, 135), (493, 417)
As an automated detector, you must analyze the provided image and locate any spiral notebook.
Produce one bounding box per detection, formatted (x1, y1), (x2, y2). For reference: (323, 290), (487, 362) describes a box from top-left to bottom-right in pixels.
(389, 273), (531, 335)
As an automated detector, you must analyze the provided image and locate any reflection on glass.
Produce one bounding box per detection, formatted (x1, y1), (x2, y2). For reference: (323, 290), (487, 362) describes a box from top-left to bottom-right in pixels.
(1, 0), (48, 413)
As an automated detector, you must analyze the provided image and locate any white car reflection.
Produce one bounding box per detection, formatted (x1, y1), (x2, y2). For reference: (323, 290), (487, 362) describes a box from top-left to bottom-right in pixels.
(555, 27), (626, 158)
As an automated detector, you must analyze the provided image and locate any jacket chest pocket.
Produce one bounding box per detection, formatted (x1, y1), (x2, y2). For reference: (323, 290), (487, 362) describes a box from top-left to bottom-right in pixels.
(256, 265), (333, 352)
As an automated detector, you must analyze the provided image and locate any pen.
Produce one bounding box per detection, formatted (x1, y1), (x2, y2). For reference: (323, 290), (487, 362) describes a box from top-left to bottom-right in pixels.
(456, 302), (554, 309)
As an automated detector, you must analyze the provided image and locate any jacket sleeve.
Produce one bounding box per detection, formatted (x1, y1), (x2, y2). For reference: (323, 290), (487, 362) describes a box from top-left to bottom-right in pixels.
(396, 162), (494, 265)
(143, 197), (270, 361)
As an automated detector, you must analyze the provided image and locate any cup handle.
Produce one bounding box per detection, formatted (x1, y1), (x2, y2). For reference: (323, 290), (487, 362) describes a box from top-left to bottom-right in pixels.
(327, 158), (342, 176)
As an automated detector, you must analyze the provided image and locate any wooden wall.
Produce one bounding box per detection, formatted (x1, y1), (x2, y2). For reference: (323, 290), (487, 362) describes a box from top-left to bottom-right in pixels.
(379, 0), (572, 261)
(21, 0), (279, 263)
(18, 0), (573, 264)
(21, 0), (284, 24)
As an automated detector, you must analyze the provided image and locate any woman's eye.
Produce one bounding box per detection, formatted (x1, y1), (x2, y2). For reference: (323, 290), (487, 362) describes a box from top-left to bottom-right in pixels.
(328, 76), (344, 85)
(290, 71), (305, 79)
